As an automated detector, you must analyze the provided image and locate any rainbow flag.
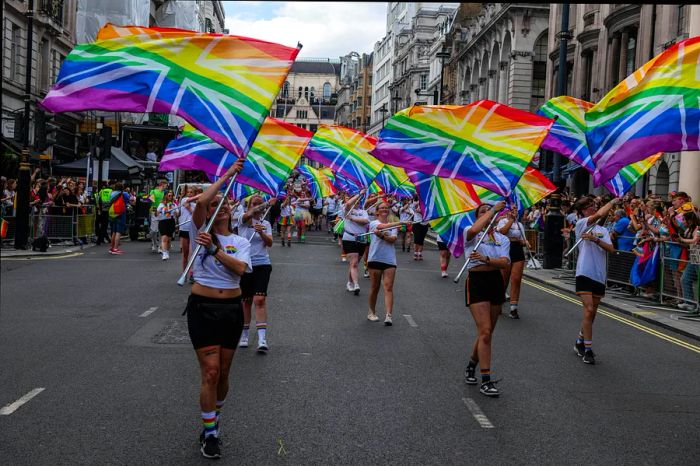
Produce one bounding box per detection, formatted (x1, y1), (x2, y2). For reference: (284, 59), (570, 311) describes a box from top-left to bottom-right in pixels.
(41, 23), (300, 158)
(408, 171), (480, 221)
(429, 213), (475, 258)
(368, 180), (384, 195)
(298, 165), (337, 198)
(374, 165), (415, 199)
(511, 167), (557, 212)
(206, 173), (267, 201)
(586, 36), (700, 185)
(330, 168), (361, 195)
(160, 118), (310, 196)
(372, 101), (554, 196)
(304, 125), (384, 187)
(538, 96), (663, 197)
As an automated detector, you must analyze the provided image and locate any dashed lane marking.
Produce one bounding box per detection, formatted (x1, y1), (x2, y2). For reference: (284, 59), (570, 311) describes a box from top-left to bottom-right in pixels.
(139, 307), (158, 317)
(462, 397), (494, 429)
(0, 388), (45, 415)
(403, 314), (418, 327)
(523, 278), (700, 354)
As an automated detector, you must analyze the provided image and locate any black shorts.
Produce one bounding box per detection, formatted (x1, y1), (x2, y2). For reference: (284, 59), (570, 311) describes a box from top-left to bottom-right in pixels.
(342, 239), (367, 255)
(158, 218), (176, 237)
(367, 261), (396, 271)
(185, 294), (244, 350)
(240, 264), (272, 299)
(509, 241), (525, 263)
(179, 230), (190, 239)
(412, 223), (428, 245)
(576, 275), (606, 297)
(310, 207), (322, 216)
(437, 240), (449, 251)
(466, 270), (506, 306)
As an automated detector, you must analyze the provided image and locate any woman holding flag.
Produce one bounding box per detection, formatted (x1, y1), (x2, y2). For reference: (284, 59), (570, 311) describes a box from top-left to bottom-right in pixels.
(497, 205), (529, 319)
(237, 194), (274, 352)
(463, 201), (510, 398)
(342, 189), (369, 295)
(183, 159), (251, 459)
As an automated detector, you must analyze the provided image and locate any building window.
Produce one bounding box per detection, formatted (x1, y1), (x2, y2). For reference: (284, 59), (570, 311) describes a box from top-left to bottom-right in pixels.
(357, 96), (363, 107)
(678, 5), (686, 37)
(530, 34), (548, 112)
(275, 107), (286, 118)
(282, 81), (290, 98)
(323, 82), (332, 99)
(310, 87), (315, 102)
(419, 73), (427, 90)
(625, 35), (637, 76)
(309, 124), (318, 132)
(10, 24), (22, 82)
(304, 87), (309, 100)
(296, 110), (308, 119)
(38, 39), (49, 90)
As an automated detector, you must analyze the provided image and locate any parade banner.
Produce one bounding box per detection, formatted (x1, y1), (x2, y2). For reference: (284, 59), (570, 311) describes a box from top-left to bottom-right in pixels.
(41, 23), (300, 158)
(160, 118), (311, 196)
(372, 101), (554, 196)
(586, 36), (700, 185)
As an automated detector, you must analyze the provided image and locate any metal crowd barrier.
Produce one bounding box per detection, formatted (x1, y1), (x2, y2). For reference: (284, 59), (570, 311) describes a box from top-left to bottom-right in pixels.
(606, 250), (639, 288)
(1, 205), (97, 247)
(659, 243), (699, 313)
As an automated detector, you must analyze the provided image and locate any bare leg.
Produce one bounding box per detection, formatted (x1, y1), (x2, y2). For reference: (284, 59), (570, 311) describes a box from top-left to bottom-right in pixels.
(368, 269), (382, 314)
(382, 267), (396, 316)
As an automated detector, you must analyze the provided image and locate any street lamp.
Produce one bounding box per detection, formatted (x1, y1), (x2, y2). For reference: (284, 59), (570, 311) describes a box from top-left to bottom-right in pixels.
(435, 46), (451, 104)
(379, 104), (388, 129)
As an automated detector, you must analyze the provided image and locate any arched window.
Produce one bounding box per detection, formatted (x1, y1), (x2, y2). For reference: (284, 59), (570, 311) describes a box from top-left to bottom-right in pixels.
(310, 87), (315, 102)
(282, 81), (290, 98)
(323, 82), (332, 100)
(654, 161), (669, 198)
(298, 86), (303, 99)
(304, 86), (309, 100)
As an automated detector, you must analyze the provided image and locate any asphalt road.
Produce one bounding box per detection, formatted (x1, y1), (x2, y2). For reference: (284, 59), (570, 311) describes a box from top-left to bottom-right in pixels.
(1, 230), (699, 465)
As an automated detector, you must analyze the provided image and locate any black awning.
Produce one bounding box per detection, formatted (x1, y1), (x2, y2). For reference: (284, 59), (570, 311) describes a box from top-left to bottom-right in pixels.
(52, 156), (130, 177)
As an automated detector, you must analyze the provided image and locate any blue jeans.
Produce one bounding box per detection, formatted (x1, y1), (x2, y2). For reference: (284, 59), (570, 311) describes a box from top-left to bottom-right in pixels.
(681, 263), (699, 305)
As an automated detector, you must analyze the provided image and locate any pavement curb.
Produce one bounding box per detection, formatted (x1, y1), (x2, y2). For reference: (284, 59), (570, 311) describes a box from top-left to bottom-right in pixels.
(0, 243), (95, 259)
(523, 270), (700, 343)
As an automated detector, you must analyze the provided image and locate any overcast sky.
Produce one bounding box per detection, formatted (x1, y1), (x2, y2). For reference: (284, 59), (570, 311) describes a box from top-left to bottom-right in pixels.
(222, 1), (387, 59)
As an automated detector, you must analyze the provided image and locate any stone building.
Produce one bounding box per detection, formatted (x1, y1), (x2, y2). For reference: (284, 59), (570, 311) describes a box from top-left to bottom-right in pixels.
(335, 52), (373, 134)
(544, 4), (700, 197)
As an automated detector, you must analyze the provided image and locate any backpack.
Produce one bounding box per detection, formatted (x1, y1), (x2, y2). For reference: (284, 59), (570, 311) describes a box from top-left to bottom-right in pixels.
(108, 192), (126, 219)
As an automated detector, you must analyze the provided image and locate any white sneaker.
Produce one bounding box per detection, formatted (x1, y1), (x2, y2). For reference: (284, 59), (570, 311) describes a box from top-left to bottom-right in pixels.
(162, 251), (169, 260)
(367, 312), (379, 322)
(151, 245), (156, 253)
(346, 281), (354, 292)
(257, 339), (268, 352)
(238, 332), (249, 348)
(363, 268), (369, 279)
(341, 256), (347, 262)
(441, 271), (448, 278)
(157, 247), (162, 254)
(353, 283), (360, 296)
(384, 314), (393, 326)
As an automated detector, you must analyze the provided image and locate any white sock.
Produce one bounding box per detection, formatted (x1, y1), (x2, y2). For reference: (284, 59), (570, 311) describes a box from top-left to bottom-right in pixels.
(510, 303), (518, 311)
(257, 326), (267, 342)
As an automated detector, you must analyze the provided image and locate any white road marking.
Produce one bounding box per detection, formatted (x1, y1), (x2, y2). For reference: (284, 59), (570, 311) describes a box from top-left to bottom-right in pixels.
(462, 397), (495, 429)
(139, 307), (158, 317)
(0, 388), (45, 415)
(402, 314), (418, 327)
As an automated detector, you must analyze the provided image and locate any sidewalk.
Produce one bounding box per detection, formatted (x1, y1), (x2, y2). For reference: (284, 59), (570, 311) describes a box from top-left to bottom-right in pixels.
(0, 241), (95, 259)
(524, 267), (700, 342)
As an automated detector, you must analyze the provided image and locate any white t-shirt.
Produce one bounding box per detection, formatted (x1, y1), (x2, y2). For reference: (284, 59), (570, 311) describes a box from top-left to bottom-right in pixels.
(464, 230), (511, 270)
(189, 222), (252, 289)
(230, 203), (245, 229)
(281, 202), (292, 217)
(412, 202), (424, 223)
(399, 204), (413, 222)
(326, 197), (337, 214)
(314, 198), (323, 209)
(342, 208), (369, 241)
(368, 220), (397, 266)
(157, 201), (178, 221)
(237, 215), (272, 266)
(575, 218), (611, 284)
(497, 218), (525, 240)
(179, 197), (195, 226)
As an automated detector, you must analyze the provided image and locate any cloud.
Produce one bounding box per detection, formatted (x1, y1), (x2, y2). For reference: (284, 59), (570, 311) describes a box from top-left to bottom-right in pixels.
(223, 2), (387, 58)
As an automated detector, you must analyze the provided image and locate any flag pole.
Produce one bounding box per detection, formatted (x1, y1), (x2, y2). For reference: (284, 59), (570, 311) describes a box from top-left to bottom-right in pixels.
(563, 224), (596, 257)
(453, 207), (504, 284)
(177, 172), (240, 286)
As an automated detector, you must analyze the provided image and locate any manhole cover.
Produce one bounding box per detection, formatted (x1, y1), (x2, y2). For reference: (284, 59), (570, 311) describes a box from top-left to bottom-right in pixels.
(152, 319), (190, 344)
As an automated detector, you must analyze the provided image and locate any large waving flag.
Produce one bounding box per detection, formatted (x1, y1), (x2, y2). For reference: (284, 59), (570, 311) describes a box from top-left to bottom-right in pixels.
(374, 165), (416, 199)
(538, 96), (662, 196)
(298, 165), (337, 198)
(372, 101), (554, 196)
(41, 23), (300, 158)
(511, 167), (557, 213)
(160, 118), (311, 195)
(586, 36), (700, 185)
(408, 171), (480, 221)
(304, 125), (384, 187)
(332, 170), (361, 195)
(429, 213), (475, 258)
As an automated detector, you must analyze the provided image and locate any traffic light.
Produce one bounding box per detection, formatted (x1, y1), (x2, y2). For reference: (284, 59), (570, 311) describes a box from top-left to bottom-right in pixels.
(34, 110), (59, 151)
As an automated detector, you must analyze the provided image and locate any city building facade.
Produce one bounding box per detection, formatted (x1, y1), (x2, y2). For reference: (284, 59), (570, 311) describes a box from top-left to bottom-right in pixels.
(544, 4), (700, 197)
(335, 52), (373, 134)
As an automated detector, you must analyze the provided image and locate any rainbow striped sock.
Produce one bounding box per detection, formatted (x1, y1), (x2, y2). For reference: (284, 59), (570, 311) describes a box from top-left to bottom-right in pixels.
(480, 369), (491, 383)
(201, 410), (217, 438)
(257, 322), (267, 341)
(584, 340), (593, 352)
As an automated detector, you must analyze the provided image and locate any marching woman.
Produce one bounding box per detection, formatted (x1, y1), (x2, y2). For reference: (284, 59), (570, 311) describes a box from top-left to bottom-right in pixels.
(279, 195), (294, 247)
(156, 190), (178, 261)
(497, 205), (529, 319)
(184, 159), (251, 459)
(342, 189), (369, 295)
(410, 195), (428, 260)
(399, 198), (414, 253)
(293, 188), (312, 243)
(463, 201), (510, 398)
(572, 196), (620, 365)
(437, 235), (451, 278)
(367, 201), (406, 325)
(237, 194), (274, 352)
(178, 185), (199, 275)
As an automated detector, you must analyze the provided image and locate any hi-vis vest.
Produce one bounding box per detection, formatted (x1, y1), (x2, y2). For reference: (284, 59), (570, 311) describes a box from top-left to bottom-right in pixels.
(98, 189), (113, 210)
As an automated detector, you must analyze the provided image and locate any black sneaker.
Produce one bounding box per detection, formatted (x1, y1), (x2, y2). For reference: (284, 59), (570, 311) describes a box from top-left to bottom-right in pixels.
(200, 435), (221, 459)
(464, 365), (477, 385)
(479, 381), (500, 397)
(582, 350), (596, 365)
(508, 309), (520, 319)
(574, 341), (586, 357)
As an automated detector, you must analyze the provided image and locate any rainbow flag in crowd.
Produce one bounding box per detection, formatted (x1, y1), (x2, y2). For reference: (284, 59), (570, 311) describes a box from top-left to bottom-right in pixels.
(538, 96), (663, 197)
(41, 23), (299, 158)
(304, 125), (384, 187)
(332, 170), (361, 195)
(206, 174), (267, 201)
(374, 165), (415, 199)
(372, 101), (554, 196)
(511, 167), (557, 213)
(298, 165), (337, 198)
(160, 118), (311, 196)
(586, 36), (700, 185)
(429, 213), (475, 258)
(408, 171), (480, 221)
